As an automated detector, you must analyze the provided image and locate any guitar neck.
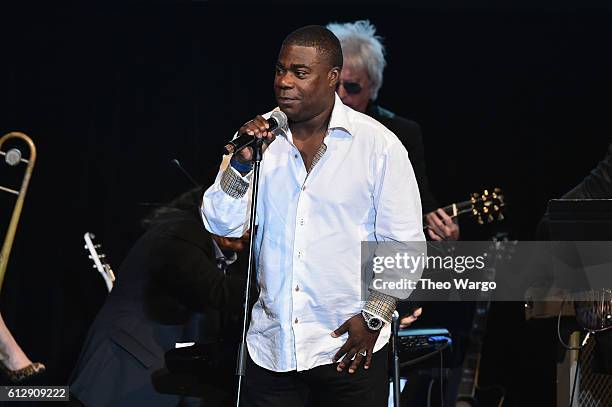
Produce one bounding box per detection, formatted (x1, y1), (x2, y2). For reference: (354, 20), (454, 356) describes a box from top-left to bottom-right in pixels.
(426, 200), (473, 220)
(83, 232), (115, 293)
(424, 190), (505, 232)
(456, 253), (500, 402)
(456, 300), (491, 399)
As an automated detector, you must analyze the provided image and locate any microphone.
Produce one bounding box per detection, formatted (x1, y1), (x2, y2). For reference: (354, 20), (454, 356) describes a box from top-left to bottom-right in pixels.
(223, 111), (287, 155)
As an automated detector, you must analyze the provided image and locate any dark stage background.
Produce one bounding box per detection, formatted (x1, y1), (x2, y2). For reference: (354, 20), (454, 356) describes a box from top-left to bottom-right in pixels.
(0, 1), (611, 405)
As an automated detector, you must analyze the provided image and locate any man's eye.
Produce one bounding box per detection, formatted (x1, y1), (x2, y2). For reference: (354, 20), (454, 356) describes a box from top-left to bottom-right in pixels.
(275, 67), (285, 75)
(296, 71), (307, 78)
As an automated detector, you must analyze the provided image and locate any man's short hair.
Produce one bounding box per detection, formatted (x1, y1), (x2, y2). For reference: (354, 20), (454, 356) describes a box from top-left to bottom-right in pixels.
(283, 25), (343, 70)
(326, 20), (386, 100)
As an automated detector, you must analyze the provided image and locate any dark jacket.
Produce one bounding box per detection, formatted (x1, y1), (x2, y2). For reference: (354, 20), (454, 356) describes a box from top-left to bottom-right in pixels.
(366, 103), (439, 213)
(70, 207), (247, 407)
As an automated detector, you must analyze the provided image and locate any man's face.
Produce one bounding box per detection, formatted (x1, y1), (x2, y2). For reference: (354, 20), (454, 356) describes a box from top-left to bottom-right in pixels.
(274, 44), (338, 122)
(336, 64), (373, 113)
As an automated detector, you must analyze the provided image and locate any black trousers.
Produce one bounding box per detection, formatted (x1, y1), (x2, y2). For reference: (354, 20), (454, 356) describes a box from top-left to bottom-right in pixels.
(242, 346), (389, 407)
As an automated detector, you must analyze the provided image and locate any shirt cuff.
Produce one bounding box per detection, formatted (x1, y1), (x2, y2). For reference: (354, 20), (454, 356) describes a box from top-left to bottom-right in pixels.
(362, 290), (398, 324)
(220, 164), (251, 198)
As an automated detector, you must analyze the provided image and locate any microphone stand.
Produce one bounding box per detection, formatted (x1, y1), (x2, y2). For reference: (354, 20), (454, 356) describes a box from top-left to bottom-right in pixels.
(392, 311), (401, 407)
(235, 139), (264, 407)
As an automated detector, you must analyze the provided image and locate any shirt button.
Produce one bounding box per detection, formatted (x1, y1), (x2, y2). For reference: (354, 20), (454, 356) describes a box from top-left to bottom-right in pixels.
(295, 285), (300, 292)
(299, 218), (304, 226)
(301, 185), (306, 191)
(294, 318), (299, 324)
(294, 154), (298, 159)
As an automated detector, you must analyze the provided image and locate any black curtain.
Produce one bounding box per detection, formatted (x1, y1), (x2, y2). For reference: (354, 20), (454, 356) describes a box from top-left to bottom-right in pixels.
(0, 2), (610, 405)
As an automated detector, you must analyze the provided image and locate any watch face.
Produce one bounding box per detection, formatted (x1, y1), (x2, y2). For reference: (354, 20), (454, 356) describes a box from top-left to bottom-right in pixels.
(367, 317), (383, 331)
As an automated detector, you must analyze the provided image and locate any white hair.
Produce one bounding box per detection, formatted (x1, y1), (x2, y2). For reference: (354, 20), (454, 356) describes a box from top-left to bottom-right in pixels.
(326, 20), (386, 100)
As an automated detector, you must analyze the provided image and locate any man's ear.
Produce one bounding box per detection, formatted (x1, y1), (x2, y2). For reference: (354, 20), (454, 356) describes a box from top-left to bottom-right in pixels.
(328, 67), (340, 88)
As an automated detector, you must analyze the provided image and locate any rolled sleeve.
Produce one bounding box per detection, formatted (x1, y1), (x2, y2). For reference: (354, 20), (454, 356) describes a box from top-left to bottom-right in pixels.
(363, 290), (397, 324)
(201, 157), (252, 238)
(220, 165), (251, 198)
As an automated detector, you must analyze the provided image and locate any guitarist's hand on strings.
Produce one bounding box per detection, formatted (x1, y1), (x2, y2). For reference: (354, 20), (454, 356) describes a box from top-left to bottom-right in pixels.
(425, 208), (460, 241)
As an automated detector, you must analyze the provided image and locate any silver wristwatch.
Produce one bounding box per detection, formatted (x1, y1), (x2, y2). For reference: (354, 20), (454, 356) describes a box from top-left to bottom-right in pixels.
(361, 310), (384, 331)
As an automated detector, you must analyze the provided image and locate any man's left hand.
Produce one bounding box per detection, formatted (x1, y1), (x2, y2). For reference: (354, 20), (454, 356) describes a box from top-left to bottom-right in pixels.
(425, 208), (460, 241)
(331, 314), (381, 373)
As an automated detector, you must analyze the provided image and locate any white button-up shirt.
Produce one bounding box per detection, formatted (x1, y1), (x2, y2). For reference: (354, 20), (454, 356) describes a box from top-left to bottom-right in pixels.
(202, 95), (424, 372)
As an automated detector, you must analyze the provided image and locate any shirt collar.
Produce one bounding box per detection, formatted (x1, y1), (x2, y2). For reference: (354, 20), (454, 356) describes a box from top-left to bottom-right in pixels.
(327, 93), (354, 137)
(275, 93), (354, 139)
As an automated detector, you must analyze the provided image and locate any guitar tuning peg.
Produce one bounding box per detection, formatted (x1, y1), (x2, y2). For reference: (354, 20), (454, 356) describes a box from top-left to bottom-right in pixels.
(88, 255), (92, 259)
(478, 216), (484, 225)
(493, 205), (499, 212)
(483, 207), (489, 213)
(84, 245), (88, 250)
(497, 213), (505, 221)
(472, 209), (478, 216)
(92, 265), (98, 269)
(94, 244), (101, 249)
(99, 254), (106, 258)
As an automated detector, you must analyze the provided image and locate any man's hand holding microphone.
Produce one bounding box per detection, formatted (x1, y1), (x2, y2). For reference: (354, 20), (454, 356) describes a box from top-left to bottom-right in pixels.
(224, 112), (287, 174)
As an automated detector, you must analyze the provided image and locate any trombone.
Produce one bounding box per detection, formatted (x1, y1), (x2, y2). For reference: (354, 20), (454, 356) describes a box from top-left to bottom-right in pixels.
(0, 132), (36, 293)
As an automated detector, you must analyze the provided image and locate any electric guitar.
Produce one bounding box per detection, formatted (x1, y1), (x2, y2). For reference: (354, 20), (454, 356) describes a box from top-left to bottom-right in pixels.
(83, 232), (115, 292)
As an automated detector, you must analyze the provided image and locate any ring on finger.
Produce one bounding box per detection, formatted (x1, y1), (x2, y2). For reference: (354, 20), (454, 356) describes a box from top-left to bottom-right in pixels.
(359, 350), (367, 357)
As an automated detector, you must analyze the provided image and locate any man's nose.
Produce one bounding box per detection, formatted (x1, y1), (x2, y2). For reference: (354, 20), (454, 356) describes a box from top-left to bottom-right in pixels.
(276, 73), (293, 89)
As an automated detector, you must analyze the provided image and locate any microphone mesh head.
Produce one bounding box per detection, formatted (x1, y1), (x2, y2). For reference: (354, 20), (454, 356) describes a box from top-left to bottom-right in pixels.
(270, 111), (288, 132)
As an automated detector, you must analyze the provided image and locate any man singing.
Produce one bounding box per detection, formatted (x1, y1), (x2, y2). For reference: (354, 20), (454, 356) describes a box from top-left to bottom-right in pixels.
(202, 25), (425, 406)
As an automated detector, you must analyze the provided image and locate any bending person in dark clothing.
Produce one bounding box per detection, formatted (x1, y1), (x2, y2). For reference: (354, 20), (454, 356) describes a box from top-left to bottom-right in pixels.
(70, 188), (249, 407)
